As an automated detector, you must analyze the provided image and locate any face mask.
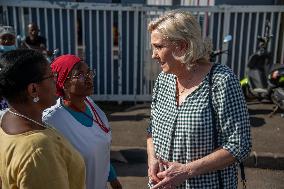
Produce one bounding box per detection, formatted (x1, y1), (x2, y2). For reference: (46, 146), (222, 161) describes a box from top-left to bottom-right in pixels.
(0, 45), (16, 52)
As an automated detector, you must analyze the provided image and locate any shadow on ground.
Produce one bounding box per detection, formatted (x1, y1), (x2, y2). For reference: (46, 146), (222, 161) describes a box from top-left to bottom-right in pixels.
(111, 148), (148, 177)
(249, 116), (266, 127)
(108, 114), (149, 121)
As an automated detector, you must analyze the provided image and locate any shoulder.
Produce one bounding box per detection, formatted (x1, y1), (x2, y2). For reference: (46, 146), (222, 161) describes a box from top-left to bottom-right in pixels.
(211, 63), (239, 87)
(155, 72), (175, 87)
(43, 98), (64, 121)
(2, 129), (58, 159)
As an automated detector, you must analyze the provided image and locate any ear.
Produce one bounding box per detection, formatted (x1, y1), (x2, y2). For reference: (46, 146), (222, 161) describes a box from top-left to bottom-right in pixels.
(179, 41), (188, 53)
(27, 83), (40, 99)
(175, 41), (188, 56)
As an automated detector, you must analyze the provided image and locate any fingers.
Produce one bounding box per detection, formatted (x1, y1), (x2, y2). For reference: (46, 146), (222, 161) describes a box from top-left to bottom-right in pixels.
(150, 178), (170, 189)
(149, 173), (160, 183)
(148, 163), (161, 183)
(160, 159), (170, 166)
(156, 170), (167, 179)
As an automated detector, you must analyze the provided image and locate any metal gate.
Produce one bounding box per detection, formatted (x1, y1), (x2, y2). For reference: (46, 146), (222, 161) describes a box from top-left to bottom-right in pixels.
(1, 1), (284, 101)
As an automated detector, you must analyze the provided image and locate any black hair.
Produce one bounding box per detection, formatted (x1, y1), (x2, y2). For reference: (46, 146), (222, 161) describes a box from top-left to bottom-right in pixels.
(0, 49), (48, 103)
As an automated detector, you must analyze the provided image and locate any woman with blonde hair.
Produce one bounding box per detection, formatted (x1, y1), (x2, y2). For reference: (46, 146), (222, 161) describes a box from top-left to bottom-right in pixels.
(147, 11), (251, 189)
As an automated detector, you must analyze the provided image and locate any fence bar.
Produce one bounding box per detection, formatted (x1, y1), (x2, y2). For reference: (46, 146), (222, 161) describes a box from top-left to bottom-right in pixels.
(103, 10), (107, 95)
(268, 12), (274, 51)
(13, 7), (17, 34)
(245, 13), (252, 68)
(118, 10), (122, 96)
(274, 12), (281, 64)
(216, 12), (221, 63)
(133, 9), (139, 98)
(20, 7), (25, 37)
(110, 11), (114, 95)
(202, 11), (207, 38)
(232, 12), (237, 70)
(3, 6), (9, 26)
(89, 10), (93, 71)
(126, 11), (130, 95)
(29, 7), (32, 23)
(209, 12), (214, 39)
(74, 9), (78, 56)
(262, 12), (267, 37)
(237, 12), (245, 78)
(67, 9), (71, 53)
(222, 10), (230, 65)
(140, 11), (144, 95)
(281, 25), (284, 64)
(96, 10), (100, 95)
(36, 8), (40, 28)
(52, 8), (56, 50)
(253, 13), (259, 52)
(82, 9), (86, 60)
(44, 8), (49, 49)
(60, 8), (63, 53)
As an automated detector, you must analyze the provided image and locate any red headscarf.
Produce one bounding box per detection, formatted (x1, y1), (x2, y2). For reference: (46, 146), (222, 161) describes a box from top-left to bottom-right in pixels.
(51, 54), (81, 96)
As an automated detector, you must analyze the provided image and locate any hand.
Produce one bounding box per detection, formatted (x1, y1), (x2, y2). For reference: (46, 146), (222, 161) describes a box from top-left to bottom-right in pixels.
(109, 178), (122, 189)
(148, 157), (161, 185)
(151, 160), (190, 189)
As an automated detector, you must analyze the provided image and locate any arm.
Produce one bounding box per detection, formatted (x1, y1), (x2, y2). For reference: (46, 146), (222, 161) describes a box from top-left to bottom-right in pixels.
(108, 163), (122, 189)
(147, 134), (161, 184)
(147, 75), (162, 185)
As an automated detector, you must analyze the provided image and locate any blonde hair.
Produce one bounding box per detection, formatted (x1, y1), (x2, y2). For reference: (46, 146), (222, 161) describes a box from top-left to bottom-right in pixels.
(148, 10), (212, 70)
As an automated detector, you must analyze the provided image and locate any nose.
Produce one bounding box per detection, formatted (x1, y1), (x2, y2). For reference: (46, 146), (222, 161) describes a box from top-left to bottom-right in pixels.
(152, 49), (158, 59)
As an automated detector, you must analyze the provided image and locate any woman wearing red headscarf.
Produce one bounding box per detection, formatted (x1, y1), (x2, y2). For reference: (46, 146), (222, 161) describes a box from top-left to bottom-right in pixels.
(42, 54), (122, 189)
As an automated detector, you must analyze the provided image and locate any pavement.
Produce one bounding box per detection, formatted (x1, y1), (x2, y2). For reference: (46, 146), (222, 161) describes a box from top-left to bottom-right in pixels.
(98, 99), (284, 188)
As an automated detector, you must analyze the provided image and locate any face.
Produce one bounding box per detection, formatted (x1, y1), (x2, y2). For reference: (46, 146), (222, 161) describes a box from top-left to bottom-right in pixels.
(150, 30), (184, 74)
(0, 34), (15, 46)
(37, 64), (57, 109)
(28, 25), (39, 39)
(64, 62), (94, 99)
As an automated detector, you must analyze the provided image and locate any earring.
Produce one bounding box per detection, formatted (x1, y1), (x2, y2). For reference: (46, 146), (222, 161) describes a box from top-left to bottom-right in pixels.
(33, 96), (40, 103)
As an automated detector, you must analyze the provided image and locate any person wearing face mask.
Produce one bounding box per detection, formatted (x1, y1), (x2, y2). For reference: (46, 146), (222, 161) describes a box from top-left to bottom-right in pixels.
(0, 26), (16, 56)
(0, 25), (16, 111)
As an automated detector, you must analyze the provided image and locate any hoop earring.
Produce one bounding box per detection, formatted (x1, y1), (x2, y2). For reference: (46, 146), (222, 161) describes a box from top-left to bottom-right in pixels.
(33, 96), (40, 103)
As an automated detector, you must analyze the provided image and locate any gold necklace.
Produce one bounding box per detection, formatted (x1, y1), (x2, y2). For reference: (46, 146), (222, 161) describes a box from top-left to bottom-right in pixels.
(177, 78), (192, 95)
(8, 109), (50, 129)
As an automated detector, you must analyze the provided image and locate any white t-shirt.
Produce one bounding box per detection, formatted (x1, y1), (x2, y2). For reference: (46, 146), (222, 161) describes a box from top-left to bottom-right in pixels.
(43, 97), (111, 189)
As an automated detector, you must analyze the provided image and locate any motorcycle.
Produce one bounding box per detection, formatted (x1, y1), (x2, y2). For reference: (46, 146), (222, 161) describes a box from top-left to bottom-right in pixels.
(268, 64), (284, 114)
(240, 20), (284, 115)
